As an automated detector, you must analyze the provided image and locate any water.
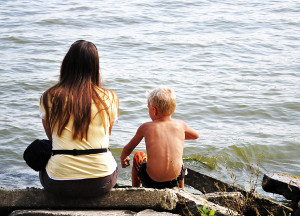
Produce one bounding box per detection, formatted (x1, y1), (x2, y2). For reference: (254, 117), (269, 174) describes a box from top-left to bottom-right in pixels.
(0, 0), (299, 204)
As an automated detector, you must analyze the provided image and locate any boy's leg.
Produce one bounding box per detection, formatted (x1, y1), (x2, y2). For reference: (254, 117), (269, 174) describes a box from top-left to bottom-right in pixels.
(132, 151), (147, 187)
(176, 165), (186, 189)
(179, 178), (184, 189)
(132, 165), (141, 187)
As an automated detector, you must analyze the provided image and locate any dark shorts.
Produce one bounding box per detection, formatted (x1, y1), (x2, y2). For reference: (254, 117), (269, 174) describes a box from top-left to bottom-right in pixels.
(133, 151), (185, 189)
(39, 168), (118, 198)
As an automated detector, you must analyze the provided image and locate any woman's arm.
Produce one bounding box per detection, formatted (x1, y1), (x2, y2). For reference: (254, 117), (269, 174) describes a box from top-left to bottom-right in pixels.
(108, 90), (119, 135)
(42, 119), (52, 140)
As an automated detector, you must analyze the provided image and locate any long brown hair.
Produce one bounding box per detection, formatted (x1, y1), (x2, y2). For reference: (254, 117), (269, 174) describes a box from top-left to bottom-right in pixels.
(41, 40), (117, 140)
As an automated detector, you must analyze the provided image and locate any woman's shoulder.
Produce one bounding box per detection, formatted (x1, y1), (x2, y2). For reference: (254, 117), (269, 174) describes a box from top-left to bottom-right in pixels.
(95, 87), (118, 99)
(41, 85), (58, 97)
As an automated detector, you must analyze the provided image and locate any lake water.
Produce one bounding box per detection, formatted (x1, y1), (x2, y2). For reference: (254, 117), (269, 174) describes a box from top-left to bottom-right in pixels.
(0, 0), (299, 204)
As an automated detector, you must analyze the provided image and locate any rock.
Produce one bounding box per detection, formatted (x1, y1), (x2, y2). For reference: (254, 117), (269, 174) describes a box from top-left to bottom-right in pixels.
(0, 186), (239, 216)
(9, 209), (178, 216)
(185, 169), (293, 215)
(197, 191), (293, 216)
(185, 168), (239, 194)
(135, 209), (178, 215)
(0, 170), (297, 216)
(204, 192), (245, 209)
(247, 192), (293, 216)
(262, 174), (300, 202)
(294, 201), (300, 216)
(9, 210), (137, 216)
(0, 187), (178, 215)
(175, 189), (239, 216)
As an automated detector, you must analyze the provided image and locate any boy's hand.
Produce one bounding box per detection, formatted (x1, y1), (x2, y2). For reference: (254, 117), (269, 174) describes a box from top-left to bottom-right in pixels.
(121, 156), (130, 168)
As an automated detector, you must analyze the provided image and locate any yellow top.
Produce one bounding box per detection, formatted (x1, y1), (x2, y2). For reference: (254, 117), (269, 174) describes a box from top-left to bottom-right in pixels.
(39, 89), (118, 180)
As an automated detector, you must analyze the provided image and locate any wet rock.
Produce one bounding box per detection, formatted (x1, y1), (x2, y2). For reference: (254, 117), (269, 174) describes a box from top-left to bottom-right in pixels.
(262, 174), (300, 202)
(185, 168), (239, 194)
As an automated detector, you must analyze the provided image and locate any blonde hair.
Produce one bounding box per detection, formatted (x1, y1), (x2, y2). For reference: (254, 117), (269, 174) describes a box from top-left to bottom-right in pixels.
(147, 86), (176, 115)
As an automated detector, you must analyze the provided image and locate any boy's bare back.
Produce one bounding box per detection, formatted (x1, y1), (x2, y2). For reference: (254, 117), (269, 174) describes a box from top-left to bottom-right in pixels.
(140, 117), (187, 181)
(128, 115), (198, 182)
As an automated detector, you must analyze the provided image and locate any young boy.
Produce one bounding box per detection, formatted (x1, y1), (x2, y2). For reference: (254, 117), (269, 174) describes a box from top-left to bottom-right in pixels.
(120, 86), (199, 189)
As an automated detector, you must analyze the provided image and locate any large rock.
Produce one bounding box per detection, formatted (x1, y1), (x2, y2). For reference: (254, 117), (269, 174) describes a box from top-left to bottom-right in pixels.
(9, 209), (178, 216)
(262, 174), (300, 202)
(0, 186), (241, 216)
(175, 189), (239, 216)
(199, 191), (293, 216)
(185, 169), (293, 215)
(0, 187), (178, 215)
(185, 168), (239, 194)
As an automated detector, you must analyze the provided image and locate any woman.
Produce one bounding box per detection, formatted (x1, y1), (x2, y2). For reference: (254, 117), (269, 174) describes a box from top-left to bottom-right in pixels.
(39, 40), (119, 197)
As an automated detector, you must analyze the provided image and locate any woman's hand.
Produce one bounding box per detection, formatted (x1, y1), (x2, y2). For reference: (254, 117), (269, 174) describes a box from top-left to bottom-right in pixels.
(120, 156), (130, 168)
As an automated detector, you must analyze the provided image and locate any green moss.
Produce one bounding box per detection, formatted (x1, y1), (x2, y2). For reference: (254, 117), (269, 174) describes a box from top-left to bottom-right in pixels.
(278, 174), (300, 179)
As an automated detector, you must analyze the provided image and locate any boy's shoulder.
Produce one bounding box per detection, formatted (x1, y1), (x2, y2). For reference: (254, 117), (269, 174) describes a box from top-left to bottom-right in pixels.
(135, 121), (154, 136)
(139, 121), (155, 128)
(170, 118), (187, 125)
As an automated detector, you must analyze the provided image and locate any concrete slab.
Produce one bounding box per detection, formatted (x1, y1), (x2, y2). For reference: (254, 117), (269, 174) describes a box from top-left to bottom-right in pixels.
(9, 209), (178, 216)
(0, 187), (178, 215)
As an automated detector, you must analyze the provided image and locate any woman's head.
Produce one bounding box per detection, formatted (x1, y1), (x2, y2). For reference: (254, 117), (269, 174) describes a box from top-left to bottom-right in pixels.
(147, 86), (176, 115)
(60, 40), (100, 86)
(43, 40), (116, 141)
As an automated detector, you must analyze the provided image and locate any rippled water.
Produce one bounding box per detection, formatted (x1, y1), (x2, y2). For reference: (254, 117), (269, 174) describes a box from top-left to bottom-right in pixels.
(0, 0), (299, 203)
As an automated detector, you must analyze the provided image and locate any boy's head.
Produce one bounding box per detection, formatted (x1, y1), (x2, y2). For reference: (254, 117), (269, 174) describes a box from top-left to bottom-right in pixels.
(147, 86), (176, 116)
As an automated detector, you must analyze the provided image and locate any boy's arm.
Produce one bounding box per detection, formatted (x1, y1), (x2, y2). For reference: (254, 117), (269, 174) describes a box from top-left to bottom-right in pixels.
(183, 121), (199, 140)
(120, 126), (144, 168)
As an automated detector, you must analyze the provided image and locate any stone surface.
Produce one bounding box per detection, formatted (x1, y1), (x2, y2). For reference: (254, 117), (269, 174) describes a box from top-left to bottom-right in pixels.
(175, 189), (239, 216)
(0, 186), (240, 216)
(185, 168), (239, 194)
(9, 210), (137, 216)
(185, 169), (294, 215)
(9, 209), (178, 216)
(0, 187), (178, 215)
(262, 174), (300, 202)
(0, 170), (297, 216)
(204, 191), (293, 216)
(204, 191), (244, 208)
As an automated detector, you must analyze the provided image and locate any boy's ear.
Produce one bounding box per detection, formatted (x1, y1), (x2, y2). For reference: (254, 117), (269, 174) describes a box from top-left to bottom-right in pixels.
(153, 107), (158, 116)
